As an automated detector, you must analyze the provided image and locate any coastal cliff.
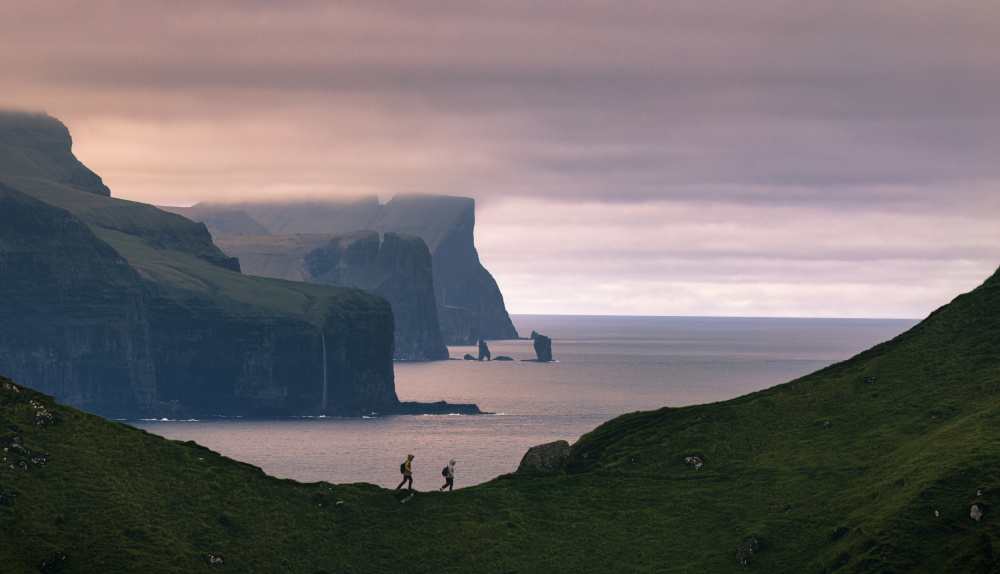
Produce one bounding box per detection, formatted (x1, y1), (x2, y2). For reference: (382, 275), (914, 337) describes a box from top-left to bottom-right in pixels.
(0, 183), (157, 416)
(179, 195), (519, 344)
(3, 258), (1000, 570)
(215, 231), (450, 361)
(0, 111), (406, 418)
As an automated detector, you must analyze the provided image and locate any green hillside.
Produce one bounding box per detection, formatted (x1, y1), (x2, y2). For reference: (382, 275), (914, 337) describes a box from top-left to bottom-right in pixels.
(3, 266), (1000, 572)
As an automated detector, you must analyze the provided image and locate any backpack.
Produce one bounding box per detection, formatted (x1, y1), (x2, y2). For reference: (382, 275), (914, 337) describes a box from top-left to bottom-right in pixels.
(441, 466), (449, 477)
(400, 462), (407, 474)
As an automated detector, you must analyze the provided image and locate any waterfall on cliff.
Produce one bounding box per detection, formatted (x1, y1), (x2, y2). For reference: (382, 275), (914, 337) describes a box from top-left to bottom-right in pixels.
(321, 332), (328, 412)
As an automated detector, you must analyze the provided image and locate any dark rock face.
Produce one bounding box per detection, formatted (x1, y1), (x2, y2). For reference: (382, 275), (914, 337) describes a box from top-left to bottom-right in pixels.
(0, 111), (109, 196)
(438, 305), (480, 346)
(477, 338), (491, 361)
(533, 335), (553, 362)
(396, 400), (483, 415)
(215, 231), (449, 361)
(193, 194), (519, 344)
(517, 439), (571, 474)
(0, 181), (398, 418)
(0, 184), (159, 416)
(0, 113), (401, 418)
(146, 287), (398, 417)
(306, 231), (448, 361)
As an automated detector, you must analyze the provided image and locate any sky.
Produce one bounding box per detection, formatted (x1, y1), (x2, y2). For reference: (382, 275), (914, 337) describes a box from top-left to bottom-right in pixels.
(2, 1), (1000, 318)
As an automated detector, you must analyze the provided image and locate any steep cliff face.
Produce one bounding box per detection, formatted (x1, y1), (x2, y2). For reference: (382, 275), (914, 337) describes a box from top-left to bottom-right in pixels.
(0, 112), (399, 418)
(215, 231), (449, 361)
(0, 183), (157, 417)
(373, 195), (518, 344)
(195, 194), (519, 344)
(145, 280), (397, 416)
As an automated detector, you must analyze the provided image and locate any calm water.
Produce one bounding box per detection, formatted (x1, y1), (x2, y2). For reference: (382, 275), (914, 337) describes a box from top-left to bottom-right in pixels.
(131, 315), (918, 489)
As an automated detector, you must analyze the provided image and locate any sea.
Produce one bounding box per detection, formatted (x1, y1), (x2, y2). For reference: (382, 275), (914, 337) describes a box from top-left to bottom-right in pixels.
(131, 315), (918, 490)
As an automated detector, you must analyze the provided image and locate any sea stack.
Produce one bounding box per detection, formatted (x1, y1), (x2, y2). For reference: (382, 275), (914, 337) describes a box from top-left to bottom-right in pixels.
(533, 334), (553, 362)
(478, 337), (492, 361)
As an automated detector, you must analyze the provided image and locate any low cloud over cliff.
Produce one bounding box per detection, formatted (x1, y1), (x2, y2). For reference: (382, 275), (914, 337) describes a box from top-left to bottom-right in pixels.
(3, 1), (999, 317)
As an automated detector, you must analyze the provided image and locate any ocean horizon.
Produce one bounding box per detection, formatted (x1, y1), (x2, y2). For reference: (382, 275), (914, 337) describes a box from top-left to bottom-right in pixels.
(132, 314), (919, 489)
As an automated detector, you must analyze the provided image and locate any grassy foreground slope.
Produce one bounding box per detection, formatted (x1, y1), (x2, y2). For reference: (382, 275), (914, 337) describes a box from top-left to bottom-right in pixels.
(3, 267), (1000, 572)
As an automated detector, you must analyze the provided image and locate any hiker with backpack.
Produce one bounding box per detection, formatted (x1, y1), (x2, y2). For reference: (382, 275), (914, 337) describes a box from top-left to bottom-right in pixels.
(440, 460), (455, 491)
(396, 454), (414, 491)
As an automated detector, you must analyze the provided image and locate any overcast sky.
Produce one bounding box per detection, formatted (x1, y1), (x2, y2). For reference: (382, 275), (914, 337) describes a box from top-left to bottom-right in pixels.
(3, 1), (999, 317)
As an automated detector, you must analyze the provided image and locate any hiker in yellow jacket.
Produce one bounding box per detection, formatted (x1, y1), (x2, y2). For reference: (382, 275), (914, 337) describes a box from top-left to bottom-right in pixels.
(396, 454), (414, 491)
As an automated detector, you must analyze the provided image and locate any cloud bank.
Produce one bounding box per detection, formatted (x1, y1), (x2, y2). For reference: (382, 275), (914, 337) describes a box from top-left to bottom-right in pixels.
(2, 1), (998, 317)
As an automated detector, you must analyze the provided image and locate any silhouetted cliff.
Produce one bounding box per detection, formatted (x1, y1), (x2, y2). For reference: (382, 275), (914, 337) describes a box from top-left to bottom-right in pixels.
(0, 111), (110, 196)
(192, 195), (519, 344)
(0, 183), (157, 416)
(215, 231), (450, 361)
(0, 112), (408, 418)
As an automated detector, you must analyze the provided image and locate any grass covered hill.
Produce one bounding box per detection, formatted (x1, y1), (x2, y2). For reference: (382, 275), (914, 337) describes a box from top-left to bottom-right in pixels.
(3, 266), (1000, 572)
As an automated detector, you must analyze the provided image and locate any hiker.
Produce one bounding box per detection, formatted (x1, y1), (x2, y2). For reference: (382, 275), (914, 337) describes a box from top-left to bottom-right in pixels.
(440, 460), (456, 491)
(396, 454), (414, 491)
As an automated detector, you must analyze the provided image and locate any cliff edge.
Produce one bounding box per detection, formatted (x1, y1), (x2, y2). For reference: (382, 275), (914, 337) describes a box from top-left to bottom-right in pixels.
(186, 195), (519, 344)
(215, 231), (450, 361)
(0, 110), (110, 196)
(0, 112), (406, 417)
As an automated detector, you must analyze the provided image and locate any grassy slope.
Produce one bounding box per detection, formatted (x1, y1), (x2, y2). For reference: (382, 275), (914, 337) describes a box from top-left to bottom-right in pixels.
(3, 269), (1000, 573)
(213, 234), (334, 282)
(2, 175), (368, 324)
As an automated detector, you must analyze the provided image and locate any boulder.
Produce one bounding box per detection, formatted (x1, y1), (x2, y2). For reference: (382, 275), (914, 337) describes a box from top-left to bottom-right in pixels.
(735, 537), (762, 569)
(6, 436), (28, 456)
(517, 439), (571, 474)
(971, 504), (985, 521)
(31, 399), (55, 428)
(39, 551), (67, 574)
(533, 335), (553, 362)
